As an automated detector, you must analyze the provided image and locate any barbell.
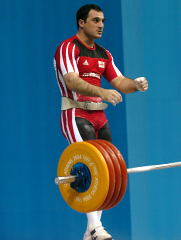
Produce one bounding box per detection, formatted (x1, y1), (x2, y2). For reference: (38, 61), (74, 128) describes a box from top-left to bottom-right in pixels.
(55, 140), (181, 213)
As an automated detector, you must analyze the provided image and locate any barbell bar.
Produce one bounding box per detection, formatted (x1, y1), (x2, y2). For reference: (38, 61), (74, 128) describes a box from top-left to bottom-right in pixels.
(55, 140), (181, 213)
(55, 161), (181, 185)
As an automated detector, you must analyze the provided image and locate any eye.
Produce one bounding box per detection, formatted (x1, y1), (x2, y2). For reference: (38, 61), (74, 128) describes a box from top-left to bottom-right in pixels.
(93, 18), (99, 23)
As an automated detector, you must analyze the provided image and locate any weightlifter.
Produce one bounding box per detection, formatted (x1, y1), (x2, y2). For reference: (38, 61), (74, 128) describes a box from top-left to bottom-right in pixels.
(54, 4), (148, 240)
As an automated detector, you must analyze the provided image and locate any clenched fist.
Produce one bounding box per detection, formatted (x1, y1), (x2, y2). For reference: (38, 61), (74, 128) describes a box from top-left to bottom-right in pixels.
(100, 89), (123, 105)
(134, 77), (148, 92)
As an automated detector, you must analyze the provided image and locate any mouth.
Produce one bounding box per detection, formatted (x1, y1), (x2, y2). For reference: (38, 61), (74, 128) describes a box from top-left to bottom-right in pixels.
(97, 30), (103, 35)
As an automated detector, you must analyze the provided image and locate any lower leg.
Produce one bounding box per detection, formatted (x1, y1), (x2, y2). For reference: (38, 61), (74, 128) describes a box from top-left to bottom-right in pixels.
(83, 210), (112, 240)
(97, 210), (103, 221)
(85, 211), (102, 235)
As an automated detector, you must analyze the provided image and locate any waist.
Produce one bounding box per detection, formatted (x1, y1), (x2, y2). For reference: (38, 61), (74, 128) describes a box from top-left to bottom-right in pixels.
(61, 97), (108, 111)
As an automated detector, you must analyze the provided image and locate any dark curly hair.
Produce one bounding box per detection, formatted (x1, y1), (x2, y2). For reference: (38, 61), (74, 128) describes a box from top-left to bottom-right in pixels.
(76, 4), (103, 29)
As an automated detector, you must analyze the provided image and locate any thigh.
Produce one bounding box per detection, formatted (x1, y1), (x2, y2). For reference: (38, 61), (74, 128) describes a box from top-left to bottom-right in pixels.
(75, 117), (97, 141)
(98, 122), (112, 142)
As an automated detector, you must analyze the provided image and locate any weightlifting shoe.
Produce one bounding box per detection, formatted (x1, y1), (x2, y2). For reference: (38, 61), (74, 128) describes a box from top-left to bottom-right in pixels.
(83, 226), (112, 240)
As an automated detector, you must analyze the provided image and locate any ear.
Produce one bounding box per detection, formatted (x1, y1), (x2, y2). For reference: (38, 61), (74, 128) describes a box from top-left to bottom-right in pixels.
(78, 19), (85, 28)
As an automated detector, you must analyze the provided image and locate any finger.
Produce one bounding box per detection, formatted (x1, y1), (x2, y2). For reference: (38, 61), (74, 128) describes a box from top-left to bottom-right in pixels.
(140, 79), (148, 88)
(114, 91), (123, 101)
(111, 96), (122, 105)
(142, 84), (148, 91)
(114, 95), (122, 103)
(142, 82), (148, 87)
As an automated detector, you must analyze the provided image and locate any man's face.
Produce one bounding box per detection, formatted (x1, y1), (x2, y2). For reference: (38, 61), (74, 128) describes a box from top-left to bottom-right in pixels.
(80, 10), (105, 40)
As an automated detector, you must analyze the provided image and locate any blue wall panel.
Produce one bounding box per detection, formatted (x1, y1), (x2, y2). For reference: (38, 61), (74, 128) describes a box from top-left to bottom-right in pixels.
(2, 0), (180, 239)
(121, 0), (181, 239)
(0, 1), (131, 240)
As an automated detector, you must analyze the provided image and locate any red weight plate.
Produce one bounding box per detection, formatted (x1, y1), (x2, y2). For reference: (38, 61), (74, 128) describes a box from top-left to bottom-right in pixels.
(87, 140), (116, 211)
(95, 140), (122, 209)
(98, 140), (128, 209)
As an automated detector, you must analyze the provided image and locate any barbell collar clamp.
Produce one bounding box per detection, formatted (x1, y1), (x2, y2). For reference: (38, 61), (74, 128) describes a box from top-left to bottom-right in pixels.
(55, 175), (76, 185)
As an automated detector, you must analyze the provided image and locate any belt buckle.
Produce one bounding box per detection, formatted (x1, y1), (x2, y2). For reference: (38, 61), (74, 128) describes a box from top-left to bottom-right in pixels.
(84, 101), (92, 110)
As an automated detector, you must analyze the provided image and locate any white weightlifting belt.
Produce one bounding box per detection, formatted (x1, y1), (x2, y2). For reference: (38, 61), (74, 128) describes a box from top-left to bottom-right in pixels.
(61, 97), (108, 111)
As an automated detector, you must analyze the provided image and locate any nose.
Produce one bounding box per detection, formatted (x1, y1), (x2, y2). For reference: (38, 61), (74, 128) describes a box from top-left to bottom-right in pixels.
(99, 20), (104, 29)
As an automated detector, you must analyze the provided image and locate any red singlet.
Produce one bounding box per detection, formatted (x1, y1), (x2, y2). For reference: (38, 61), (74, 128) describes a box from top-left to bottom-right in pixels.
(54, 35), (123, 143)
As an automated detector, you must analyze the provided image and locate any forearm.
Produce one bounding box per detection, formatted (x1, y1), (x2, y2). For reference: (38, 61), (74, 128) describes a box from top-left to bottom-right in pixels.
(63, 72), (123, 104)
(111, 76), (137, 94)
(64, 73), (104, 97)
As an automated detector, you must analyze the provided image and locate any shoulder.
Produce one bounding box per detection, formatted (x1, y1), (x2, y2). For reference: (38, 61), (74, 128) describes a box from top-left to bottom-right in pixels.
(56, 36), (78, 50)
(95, 43), (113, 60)
(55, 36), (79, 56)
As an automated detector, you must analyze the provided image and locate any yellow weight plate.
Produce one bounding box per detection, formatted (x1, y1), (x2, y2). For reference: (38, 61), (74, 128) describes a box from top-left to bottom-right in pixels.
(57, 141), (110, 213)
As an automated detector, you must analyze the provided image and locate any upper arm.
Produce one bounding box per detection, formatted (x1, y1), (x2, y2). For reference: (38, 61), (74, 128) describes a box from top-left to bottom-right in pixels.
(103, 50), (123, 82)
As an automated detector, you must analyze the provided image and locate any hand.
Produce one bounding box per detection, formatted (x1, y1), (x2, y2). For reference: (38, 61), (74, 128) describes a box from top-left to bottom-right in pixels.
(134, 77), (148, 91)
(100, 89), (123, 105)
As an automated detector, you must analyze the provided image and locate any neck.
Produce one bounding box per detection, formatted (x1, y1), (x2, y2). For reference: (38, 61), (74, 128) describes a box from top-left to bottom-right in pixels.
(76, 32), (95, 48)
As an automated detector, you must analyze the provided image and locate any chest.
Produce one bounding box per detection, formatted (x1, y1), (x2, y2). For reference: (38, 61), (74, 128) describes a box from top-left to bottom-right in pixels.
(77, 56), (107, 75)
